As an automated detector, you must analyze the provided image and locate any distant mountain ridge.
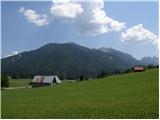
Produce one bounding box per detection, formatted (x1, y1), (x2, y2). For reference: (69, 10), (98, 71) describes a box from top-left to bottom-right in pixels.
(139, 56), (159, 66)
(1, 43), (159, 79)
(99, 47), (159, 66)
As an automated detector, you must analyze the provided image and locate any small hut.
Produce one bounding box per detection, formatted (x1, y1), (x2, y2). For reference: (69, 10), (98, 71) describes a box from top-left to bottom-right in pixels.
(134, 66), (144, 72)
(31, 76), (61, 87)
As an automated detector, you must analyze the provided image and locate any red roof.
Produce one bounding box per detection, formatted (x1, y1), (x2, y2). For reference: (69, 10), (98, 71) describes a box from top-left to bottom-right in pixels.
(134, 66), (144, 71)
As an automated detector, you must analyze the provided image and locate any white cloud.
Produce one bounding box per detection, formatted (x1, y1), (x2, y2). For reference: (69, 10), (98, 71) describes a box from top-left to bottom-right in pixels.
(50, 2), (84, 18)
(19, 7), (49, 26)
(121, 24), (159, 56)
(75, 1), (126, 36)
(110, 20), (126, 32)
(49, 0), (125, 36)
(19, 1), (125, 35)
(5, 51), (19, 58)
(121, 24), (158, 43)
(52, 0), (70, 3)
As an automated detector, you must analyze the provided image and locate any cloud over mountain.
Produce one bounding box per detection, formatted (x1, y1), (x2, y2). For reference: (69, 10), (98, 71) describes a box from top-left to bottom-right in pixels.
(18, 0), (158, 50)
(5, 51), (19, 58)
(74, 1), (125, 35)
(19, 7), (49, 26)
(121, 24), (157, 43)
(121, 24), (158, 47)
(19, 1), (125, 35)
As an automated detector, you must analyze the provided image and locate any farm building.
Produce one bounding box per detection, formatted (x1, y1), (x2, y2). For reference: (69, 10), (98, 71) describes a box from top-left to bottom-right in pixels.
(134, 66), (144, 72)
(31, 76), (61, 87)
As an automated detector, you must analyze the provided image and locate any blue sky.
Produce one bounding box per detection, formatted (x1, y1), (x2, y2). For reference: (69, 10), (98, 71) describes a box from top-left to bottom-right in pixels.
(1, 1), (159, 59)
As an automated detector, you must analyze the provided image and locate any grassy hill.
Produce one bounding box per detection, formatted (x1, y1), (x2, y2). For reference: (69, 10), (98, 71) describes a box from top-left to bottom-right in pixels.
(1, 69), (159, 118)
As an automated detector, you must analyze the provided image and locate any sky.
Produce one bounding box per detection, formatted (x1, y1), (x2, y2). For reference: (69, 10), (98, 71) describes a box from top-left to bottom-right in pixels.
(1, 1), (159, 59)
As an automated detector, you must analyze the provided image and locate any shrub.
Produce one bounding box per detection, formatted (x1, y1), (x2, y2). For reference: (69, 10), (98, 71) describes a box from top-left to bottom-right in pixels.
(1, 75), (9, 87)
(80, 75), (84, 81)
(124, 69), (132, 74)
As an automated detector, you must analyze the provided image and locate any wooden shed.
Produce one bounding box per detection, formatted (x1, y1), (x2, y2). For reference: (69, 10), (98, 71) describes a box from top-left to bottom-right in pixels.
(31, 76), (61, 87)
(134, 66), (144, 72)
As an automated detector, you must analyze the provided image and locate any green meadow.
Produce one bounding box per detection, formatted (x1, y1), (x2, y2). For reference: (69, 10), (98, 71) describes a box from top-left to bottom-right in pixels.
(1, 69), (159, 119)
(9, 79), (31, 87)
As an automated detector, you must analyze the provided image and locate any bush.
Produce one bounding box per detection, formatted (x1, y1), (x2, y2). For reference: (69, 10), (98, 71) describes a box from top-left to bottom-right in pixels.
(80, 75), (84, 81)
(147, 64), (157, 69)
(1, 75), (9, 87)
(85, 76), (88, 80)
(124, 69), (132, 74)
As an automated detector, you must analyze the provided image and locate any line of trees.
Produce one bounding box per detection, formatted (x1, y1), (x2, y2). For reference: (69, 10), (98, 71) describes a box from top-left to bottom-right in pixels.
(2, 64), (158, 82)
(79, 64), (159, 81)
(79, 69), (122, 81)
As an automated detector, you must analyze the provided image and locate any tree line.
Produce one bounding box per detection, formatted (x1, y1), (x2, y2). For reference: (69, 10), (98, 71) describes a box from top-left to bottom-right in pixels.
(1, 64), (159, 87)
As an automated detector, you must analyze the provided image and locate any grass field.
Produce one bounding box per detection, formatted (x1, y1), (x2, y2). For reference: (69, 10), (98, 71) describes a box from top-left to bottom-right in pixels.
(1, 69), (159, 119)
(9, 79), (31, 87)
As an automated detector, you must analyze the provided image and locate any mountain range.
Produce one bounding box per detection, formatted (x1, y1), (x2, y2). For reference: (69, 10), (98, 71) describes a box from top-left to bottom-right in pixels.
(1, 42), (159, 79)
